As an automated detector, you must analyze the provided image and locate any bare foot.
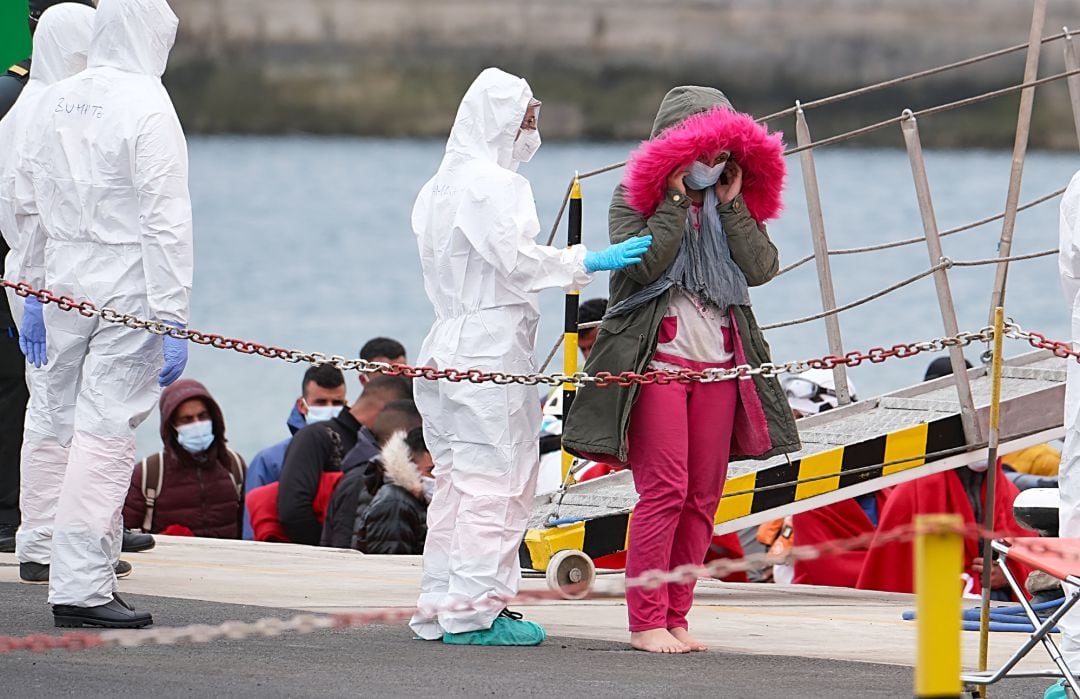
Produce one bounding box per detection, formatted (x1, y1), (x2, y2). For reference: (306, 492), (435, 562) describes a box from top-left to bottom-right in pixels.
(630, 628), (691, 654)
(669, 627), (708, 652)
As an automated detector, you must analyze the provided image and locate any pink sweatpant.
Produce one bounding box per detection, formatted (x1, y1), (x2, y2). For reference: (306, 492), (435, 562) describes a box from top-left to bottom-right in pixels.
(625, 375), (737, 632)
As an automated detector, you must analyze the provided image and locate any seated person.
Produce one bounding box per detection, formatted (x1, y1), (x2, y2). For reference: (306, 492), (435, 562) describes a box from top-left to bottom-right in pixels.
(359, 337), (407, 385)
(124, 380), (246, 539)
(856, 458), (1036, 599)
(353, 427), (433, 555)
(1002, 443), (1060, 491)
(765, 369), (885, 588)
(243, 364), (347, 539)
(277, 374), (412, 545)
(321, 400), (423, 548)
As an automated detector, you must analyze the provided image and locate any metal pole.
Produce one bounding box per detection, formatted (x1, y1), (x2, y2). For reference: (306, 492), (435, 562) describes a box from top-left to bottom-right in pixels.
(977, 307), (1006, 684)
(988, 0), (1048, 320)
(561, 176), (583, 482)
(915, 514), (964, 699)
(796, 102), (851, 405)
(901, 112), (982, 445)
(1064, 27), (1080, 148)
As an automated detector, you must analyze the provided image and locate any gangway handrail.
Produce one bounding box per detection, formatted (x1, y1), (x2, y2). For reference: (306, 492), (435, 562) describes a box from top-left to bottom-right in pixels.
(544, 68), (1080, 245)
(777, 187), (1067, 277)
(761, 248), (1057, 331)
(786, 67), (1080, 157)
(757, 30), (1070, 123)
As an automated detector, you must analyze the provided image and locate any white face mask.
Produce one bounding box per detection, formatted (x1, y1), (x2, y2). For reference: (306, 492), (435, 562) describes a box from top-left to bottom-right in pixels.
(304, 402), (343, 425)
(512, 129), (541, 165)
(176, 420), (214, 454)
(420, 476), (436, 503)
(684, 159), (727, 190)
(967, 460), (990, 473)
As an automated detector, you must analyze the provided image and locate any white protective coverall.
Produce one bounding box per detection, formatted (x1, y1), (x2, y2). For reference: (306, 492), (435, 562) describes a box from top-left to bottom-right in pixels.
(15, 0), (192, 607)
(0, 3), (95, 316)
(1059, 170), (1080, 669)
(409, 68), (592, 638)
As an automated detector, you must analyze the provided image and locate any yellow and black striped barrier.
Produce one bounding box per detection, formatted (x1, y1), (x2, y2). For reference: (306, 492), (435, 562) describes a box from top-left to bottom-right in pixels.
(521, 413), (966, 571)
(561, 177), (582, 483)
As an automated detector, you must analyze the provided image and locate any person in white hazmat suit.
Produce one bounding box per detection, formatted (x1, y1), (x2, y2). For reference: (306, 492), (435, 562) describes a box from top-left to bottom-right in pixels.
(13, 0), (192, 629)
(0, 3), (94, 328)
(1054, 171), (1080, 697)
(408, 67), (652, 646)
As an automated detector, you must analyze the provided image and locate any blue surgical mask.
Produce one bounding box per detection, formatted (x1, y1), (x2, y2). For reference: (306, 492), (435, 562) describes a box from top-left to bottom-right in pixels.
(684, 160), (727, 190)
(304, 403), (343, 425)
(176, 420), (214, 454)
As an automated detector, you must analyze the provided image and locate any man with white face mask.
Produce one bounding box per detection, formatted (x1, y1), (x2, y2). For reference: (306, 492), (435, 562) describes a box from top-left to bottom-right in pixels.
(409, 67), (653, 646)
(241, 364), (347, 540)
(122, 380), (246, 540)
(14, 0), (193, 628)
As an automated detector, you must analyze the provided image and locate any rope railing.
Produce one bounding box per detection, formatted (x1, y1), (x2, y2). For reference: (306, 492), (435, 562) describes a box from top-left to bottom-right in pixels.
(762, 248), (1057, 331)
(757, 30), (1071, 123)
(777, 186), (1067, 277)
(545, 39), (1080, 244)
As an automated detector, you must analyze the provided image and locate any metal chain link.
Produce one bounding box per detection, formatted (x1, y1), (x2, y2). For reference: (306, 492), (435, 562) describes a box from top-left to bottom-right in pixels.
(6, 278), (1064, 390)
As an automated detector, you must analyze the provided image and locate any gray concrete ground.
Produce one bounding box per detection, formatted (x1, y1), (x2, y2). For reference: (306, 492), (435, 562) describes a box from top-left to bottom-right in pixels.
(0, 537), (1066, 698)
(0, 579), (1052, 699)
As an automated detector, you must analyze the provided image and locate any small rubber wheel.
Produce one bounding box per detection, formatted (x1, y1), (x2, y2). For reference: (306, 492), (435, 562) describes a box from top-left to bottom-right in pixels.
(545, 549), (596, 600)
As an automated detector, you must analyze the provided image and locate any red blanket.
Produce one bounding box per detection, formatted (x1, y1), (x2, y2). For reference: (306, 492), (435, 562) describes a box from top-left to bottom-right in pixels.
(855, 464), (1035, 596)
(792, 491), (891, 588)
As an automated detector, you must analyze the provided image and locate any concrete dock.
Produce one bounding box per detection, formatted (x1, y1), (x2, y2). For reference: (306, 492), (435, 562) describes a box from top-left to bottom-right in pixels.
(0, 537), (1060, 697)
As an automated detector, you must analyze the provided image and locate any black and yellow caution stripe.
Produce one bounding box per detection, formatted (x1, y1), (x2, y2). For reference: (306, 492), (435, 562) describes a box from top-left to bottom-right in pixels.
(521, 414), (965, 571)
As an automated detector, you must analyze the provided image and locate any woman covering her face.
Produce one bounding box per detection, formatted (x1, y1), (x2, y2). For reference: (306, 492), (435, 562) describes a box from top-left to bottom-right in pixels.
(562, 85), (800, 654)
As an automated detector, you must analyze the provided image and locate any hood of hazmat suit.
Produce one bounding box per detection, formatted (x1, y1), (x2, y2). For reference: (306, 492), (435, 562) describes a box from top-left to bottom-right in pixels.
(0, 3), (94, 298)
(16, 0), (194, 608)
(408, 67), (591, 638)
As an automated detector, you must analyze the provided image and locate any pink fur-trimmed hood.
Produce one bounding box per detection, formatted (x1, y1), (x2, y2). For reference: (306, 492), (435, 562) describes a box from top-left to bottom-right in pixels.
(623, 106), (786, 224)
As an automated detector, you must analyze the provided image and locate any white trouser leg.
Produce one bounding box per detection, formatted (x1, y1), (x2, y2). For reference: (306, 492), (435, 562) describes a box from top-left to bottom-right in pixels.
(15, 310), (88, 565)
(437, 439), (540, 635)
(1060, 426), (1080, 670)
(48, 321), (160, 607)
(410, 378), (456, 639)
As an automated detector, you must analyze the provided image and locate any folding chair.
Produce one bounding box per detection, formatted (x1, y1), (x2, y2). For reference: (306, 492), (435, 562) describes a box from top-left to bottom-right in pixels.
(960, 538), (1080, 694)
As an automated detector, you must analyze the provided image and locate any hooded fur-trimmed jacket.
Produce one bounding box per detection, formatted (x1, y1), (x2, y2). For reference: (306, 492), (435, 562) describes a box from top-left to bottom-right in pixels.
(562, 86), (801, 464)
(352, 433), (428, 555)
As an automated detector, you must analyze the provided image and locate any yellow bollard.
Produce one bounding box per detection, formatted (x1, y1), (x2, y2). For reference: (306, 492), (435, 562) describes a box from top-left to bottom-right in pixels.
(915, 513), (963, 699)
(561, 177), (582, 482)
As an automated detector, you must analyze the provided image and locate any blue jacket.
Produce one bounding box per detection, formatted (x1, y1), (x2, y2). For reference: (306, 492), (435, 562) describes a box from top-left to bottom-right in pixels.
(242, 405), (306, 539)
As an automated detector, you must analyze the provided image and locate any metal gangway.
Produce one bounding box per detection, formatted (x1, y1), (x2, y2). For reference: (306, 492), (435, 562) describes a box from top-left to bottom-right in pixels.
(525, 0), (1079, 592)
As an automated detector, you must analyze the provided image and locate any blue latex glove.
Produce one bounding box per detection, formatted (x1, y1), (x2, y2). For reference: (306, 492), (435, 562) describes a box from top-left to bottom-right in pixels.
(159, 322), (188, 387)
(18, 296), (47, 368)
(584, 235), (653, 273)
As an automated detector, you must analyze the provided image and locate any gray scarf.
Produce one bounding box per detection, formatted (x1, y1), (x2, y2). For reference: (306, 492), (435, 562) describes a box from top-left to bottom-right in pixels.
(606, 187), (751, 319)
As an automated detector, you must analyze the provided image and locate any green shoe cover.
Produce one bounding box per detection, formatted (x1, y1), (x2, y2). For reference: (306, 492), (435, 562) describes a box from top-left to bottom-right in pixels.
(442, 616), (546, 646)
(1045, 680), (1074, 699)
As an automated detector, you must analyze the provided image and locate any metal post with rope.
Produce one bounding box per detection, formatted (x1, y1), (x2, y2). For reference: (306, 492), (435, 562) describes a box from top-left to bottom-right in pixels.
(795, 101), (851, 405)
(977, 307), (1008, 693)
(987, 0), (1047, 325)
